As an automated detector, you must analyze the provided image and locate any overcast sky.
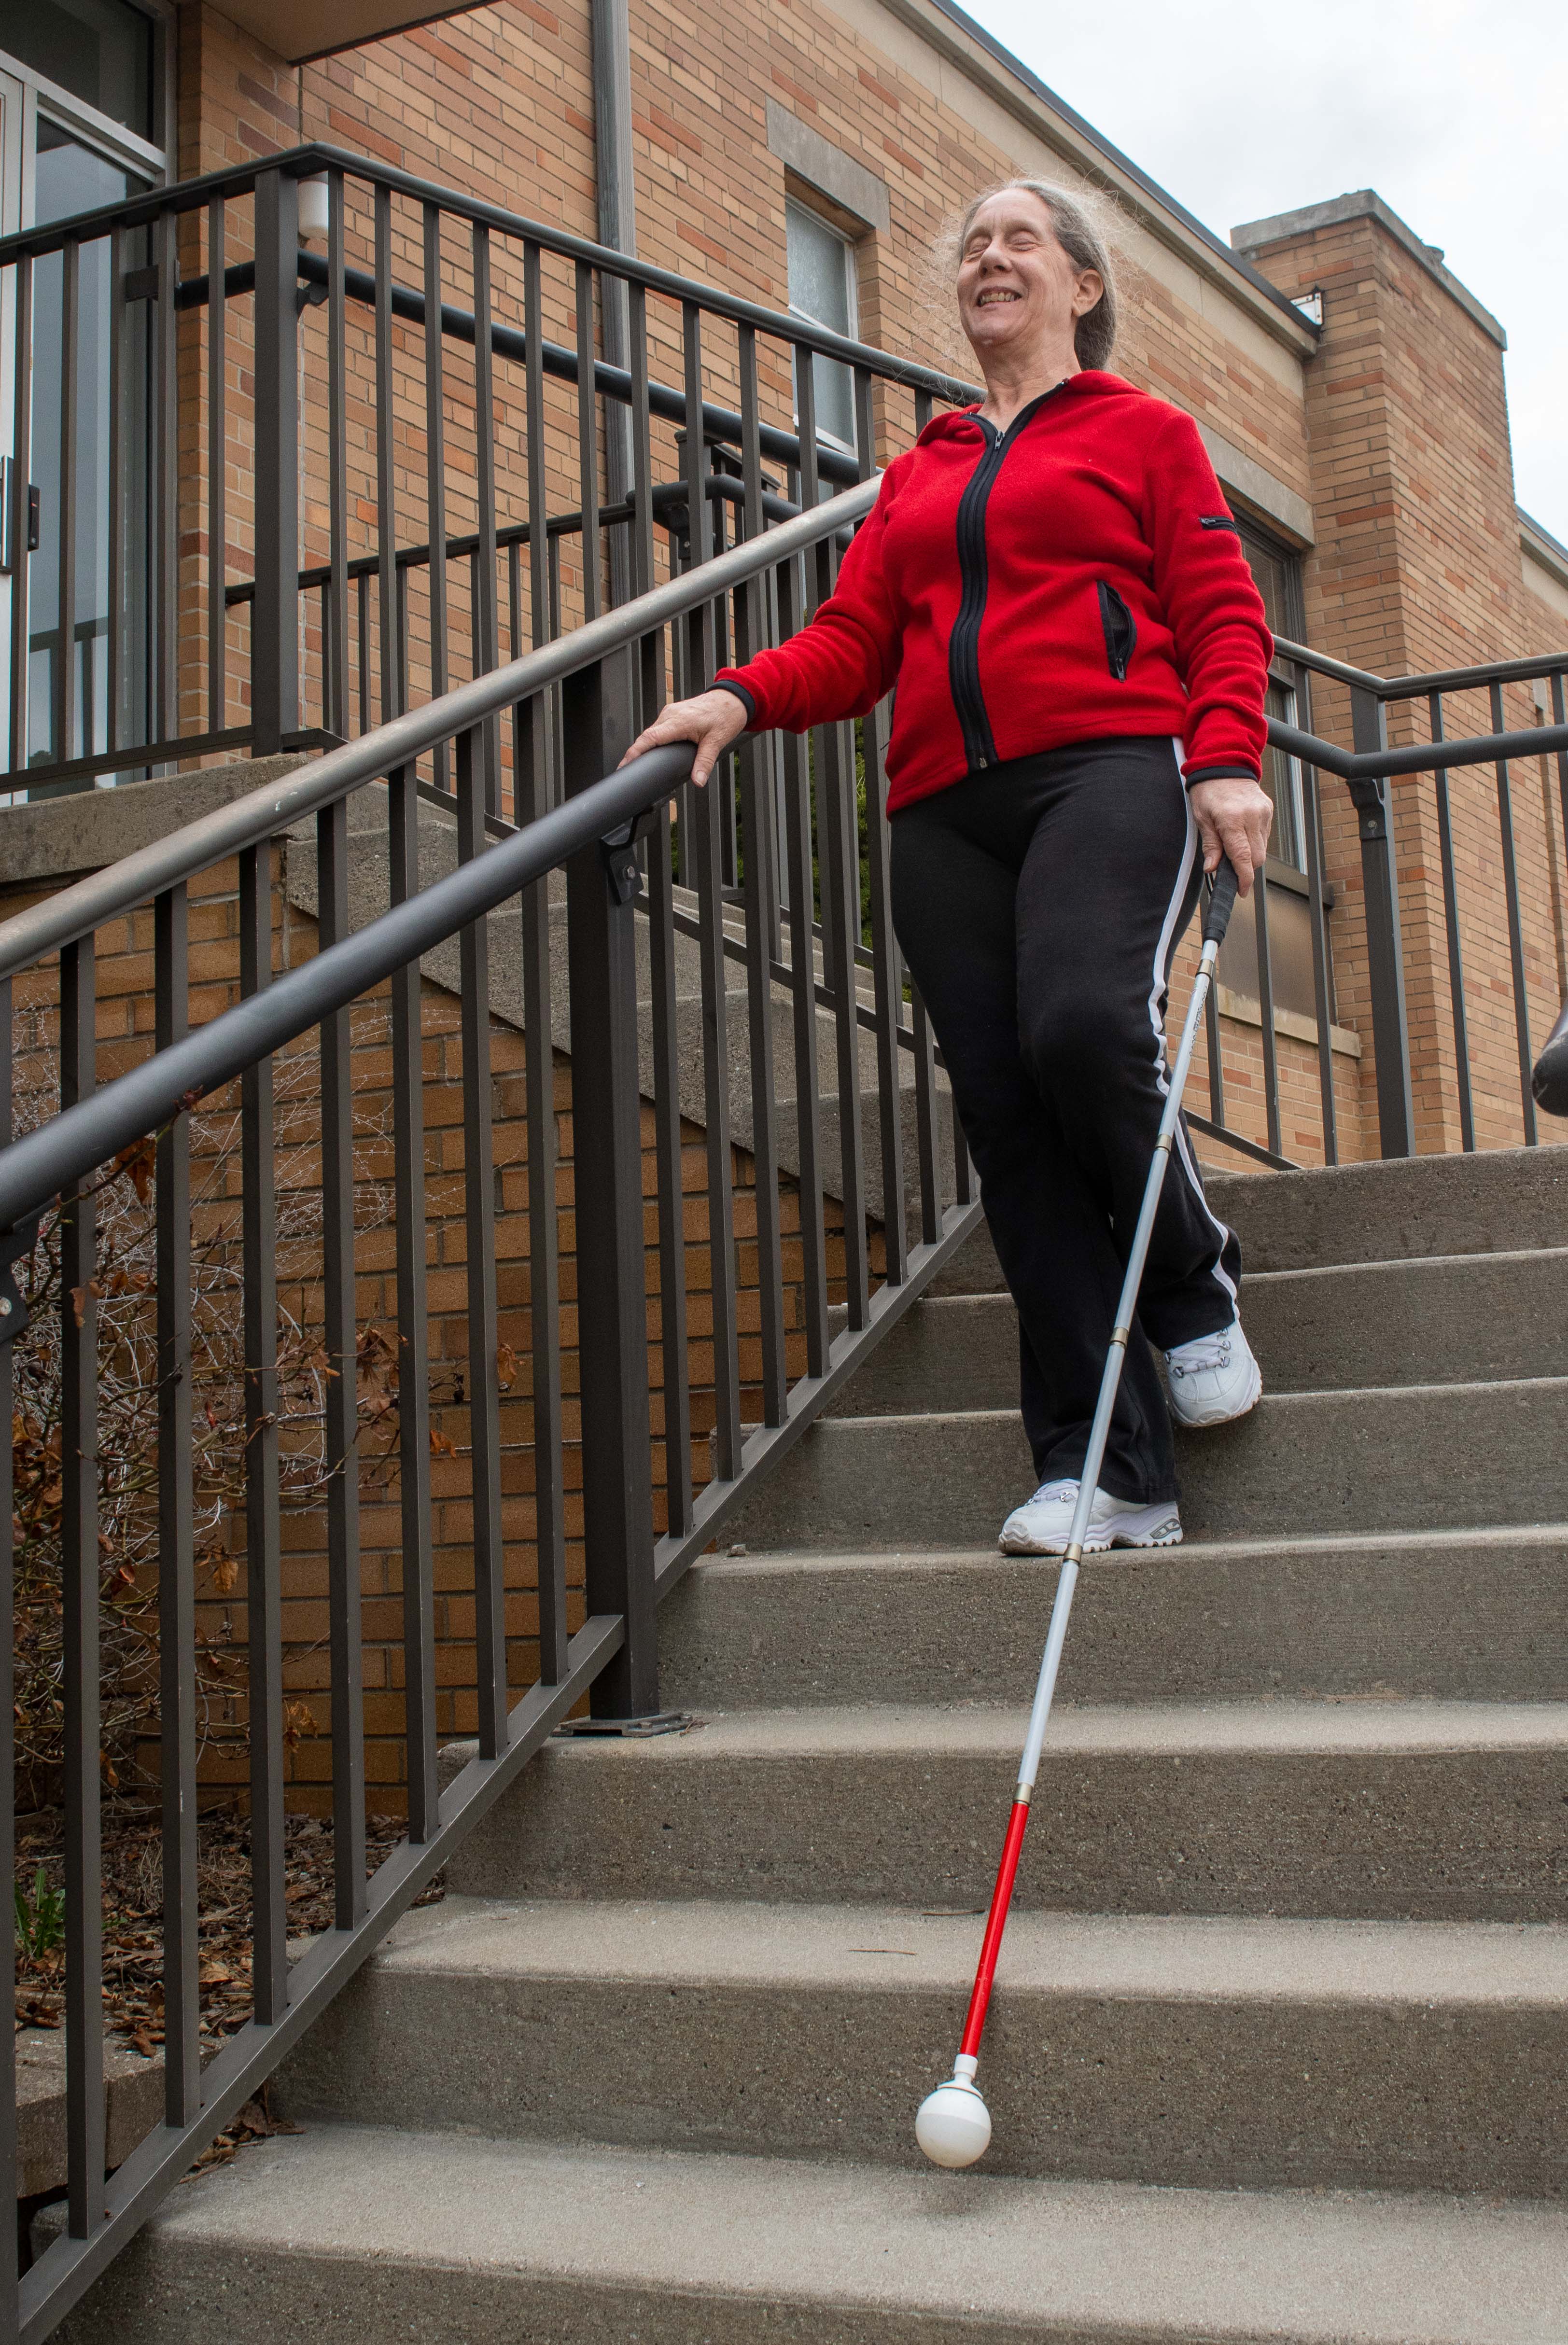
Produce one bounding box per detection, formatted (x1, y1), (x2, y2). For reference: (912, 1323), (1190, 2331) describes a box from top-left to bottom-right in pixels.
(967, 0), (1568, 545)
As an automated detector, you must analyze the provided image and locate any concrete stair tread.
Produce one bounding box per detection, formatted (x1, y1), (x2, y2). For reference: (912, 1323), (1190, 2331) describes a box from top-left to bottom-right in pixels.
(379, 1892), (1568, 2005)
(837, 1373), (1568, 1419)
(543, 1696), (1568, 1762)
(98, 2121), (1568, 2345)
(699, 1521), (1568, 1576)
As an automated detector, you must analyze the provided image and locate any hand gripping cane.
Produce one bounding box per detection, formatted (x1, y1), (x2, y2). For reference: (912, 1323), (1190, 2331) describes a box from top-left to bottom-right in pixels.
(915, 855), (1242, 2169)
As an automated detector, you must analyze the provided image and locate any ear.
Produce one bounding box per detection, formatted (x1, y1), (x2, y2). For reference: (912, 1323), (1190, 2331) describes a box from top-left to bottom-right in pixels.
(1072, 269), (1105, 320)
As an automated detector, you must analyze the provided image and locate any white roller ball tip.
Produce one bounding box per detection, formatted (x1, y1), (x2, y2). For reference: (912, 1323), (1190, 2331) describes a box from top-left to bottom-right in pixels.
(915, 2073), (992, 2169)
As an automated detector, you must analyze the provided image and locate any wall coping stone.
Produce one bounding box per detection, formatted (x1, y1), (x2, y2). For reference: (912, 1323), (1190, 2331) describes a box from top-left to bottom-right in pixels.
(766, 100), (891, 236)
(1231, 190), (1507, 350)
(1196, 425), (1315, 548)
(0, 756), (310, 894)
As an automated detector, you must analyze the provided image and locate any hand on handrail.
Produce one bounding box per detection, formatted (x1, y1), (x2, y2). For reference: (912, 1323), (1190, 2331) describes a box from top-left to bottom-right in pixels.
(620, 688), (749, 789)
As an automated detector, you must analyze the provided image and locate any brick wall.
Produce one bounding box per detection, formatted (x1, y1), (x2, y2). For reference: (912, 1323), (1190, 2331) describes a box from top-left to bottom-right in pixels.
(1237, 199), (1565, 1154)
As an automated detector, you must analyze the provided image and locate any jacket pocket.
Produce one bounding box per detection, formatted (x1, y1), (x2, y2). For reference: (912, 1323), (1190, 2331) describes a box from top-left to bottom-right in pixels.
(1096, 581), (1138, 682)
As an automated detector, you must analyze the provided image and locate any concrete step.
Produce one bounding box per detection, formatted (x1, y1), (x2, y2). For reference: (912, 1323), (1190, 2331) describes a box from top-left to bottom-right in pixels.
(930, 1147), (1568, 1295)
(659, 1525), (1568, 1709)
(279, 1894), (1568, 2199)
(57, 2122), (1568, 2345)
(828, 1250), (1568, 1414)
(724, 1377), (1568, 1551)
(1204, 1144), (1568, 1273)
(446, 1698), (1568, 1922)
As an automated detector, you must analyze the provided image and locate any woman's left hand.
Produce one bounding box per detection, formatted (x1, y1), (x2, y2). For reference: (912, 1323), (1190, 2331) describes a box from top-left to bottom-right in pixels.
(1187, 776), (1273, 895)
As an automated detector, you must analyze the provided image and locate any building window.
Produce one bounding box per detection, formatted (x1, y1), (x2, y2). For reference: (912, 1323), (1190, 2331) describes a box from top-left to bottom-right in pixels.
(1218, 516), (1336, 1030)
(786, 198), (859, 455)
(2, 0), (156, 144)
(1236, 518), (1309, 874)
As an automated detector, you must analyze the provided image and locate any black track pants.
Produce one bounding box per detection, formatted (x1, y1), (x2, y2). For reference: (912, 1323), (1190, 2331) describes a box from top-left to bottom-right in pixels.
(889, 735), (1242, 1506)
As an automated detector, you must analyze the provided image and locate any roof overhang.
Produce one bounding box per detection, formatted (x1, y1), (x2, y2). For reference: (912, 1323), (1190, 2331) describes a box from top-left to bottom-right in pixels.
(186, 0), (492, 68)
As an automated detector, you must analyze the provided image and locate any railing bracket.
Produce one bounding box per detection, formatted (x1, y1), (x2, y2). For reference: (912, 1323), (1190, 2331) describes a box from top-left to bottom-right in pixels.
(552, 1710), (692, 1738)
(600, 805), (664, 906)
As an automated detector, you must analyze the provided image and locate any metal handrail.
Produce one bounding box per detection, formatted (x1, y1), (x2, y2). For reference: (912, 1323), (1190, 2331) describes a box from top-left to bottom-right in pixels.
(0, 476), (879, 987)
(1275, 633), (1568, 703)
(0, 140), (979, 407)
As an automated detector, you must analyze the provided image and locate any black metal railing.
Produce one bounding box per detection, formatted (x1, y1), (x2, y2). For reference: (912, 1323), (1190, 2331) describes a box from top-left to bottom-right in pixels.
(0, 470), (994, 2343)
(0, 142), (971, 801)
(1213, 639), (1568, 1167)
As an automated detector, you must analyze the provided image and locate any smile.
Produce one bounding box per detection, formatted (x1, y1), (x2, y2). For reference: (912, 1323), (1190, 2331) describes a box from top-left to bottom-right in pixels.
(975, 289), (1021, 306)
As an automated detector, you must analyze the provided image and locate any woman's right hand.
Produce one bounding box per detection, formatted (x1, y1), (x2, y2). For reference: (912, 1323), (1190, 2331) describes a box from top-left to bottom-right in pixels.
(618, 688), (749, 788)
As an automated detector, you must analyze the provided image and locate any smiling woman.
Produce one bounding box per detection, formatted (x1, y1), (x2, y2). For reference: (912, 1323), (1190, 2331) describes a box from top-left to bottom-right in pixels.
(621, 173), (1276, 1556)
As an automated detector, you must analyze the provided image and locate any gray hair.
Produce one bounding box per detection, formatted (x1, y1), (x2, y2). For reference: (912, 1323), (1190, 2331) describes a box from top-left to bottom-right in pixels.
(956, 179), (1119, 373)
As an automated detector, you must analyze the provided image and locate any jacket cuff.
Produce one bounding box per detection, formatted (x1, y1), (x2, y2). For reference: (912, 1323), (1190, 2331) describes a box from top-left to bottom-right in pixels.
(1183, 762), (1260, 793)
(712, 676), (757, 727)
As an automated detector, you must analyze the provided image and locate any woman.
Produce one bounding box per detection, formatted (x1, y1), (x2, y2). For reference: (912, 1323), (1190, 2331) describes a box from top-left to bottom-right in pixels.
(621, 179), (1274, 1556)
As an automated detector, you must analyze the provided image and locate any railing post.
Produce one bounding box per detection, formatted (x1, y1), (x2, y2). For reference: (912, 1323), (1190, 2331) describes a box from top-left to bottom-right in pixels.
(563, 646), (659, 1719)
(252, 168), (299, 758)
(1348, 684), (1414, 1157)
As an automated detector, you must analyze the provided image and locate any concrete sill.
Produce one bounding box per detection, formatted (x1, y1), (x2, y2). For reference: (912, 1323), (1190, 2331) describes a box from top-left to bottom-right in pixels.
(1215, 981), (1362, 1060)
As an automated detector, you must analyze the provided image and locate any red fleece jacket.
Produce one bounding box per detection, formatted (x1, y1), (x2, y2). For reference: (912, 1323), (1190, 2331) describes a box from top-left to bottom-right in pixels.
(716, 371), (1274, 814)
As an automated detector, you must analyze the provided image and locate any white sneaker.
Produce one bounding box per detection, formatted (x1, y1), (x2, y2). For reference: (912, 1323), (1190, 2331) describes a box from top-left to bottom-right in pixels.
(998, 1478), (1182, 1556)
(1164, 1320), (1262, 1428)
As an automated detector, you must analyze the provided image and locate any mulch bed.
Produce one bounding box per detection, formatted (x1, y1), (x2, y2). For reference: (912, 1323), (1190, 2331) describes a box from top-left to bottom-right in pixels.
(15, 1804), (445, 2170)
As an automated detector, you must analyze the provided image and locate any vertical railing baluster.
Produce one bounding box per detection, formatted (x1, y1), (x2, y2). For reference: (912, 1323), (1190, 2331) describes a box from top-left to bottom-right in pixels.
(325, 172), (348, 743)
(423, 204), (449, 790)
(375, 185), (400, 725)
(682, 303), (742, 1475)
(1429, 692), (1474, 1152)
(240, 845), (287, 2020)
(516, 697), (567, 1680)
(1301, 750), (1338, 1166)
(1253, 866), (1283, 1160)
(56, 239), (79, 765)
(252, 169), (300, 760)
(524, 243), (550, 798)
(472, 223), (501, 813)
(7, 254), (31, 776)
(154, 888), (199, 2121)
(1204, 966), (1226, 1130)
(207, 199), (227, 742)
(458, 724), (508, 1753)
(1347, 685), (1414, 1158)
(778, 552), (830, 1374)
(317, 797), (366, 1925)
(865, 697), (907, 1283)
(507, 541), (524, 822)
(356, 572), (370, 738)
(909, 981), (941, 1249)
(576, 260), (602, 625)
(646, 774), (693, 1532)
(1490, 679), (1537, 1144)
(387, 762), (438, 1838)
(154, 209), (178, 760)
(59, 938), (104, 2236)
(562, 651), (658, 1720)
(107, 224), (125, 766)
(821, 713), (869, 1327)
(735, 324), (786, 1422)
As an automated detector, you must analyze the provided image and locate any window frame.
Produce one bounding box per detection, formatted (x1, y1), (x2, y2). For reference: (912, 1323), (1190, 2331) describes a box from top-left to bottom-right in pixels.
(1235, 511), (1310, 879)
(784, 195), (862, 459)
(0, 0), (174, 202)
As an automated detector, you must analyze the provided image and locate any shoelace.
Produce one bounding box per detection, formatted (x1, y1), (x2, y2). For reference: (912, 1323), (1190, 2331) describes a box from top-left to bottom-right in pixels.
(1028, 1480), (1081, 1506)
(1168, 1334), (1233, 1380)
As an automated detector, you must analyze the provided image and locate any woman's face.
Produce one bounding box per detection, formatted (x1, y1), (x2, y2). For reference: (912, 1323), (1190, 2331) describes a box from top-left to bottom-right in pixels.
(956, 192), (1103, 369)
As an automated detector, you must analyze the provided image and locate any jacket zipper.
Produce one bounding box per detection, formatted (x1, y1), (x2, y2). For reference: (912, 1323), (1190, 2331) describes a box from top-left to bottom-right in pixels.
(947, 387), (1062, 773)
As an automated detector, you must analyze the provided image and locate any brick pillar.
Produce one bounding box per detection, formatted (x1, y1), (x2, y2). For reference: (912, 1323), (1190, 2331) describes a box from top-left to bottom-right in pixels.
(1235, 192), (1554, 1154)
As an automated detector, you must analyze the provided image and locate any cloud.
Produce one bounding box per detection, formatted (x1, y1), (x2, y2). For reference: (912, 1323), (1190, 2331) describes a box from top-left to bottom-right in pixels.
(966, 0), (1568, 537)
